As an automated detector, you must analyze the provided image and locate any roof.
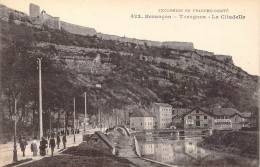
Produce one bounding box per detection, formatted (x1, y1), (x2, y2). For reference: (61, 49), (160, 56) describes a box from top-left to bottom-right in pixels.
(173, 108), (190, 117)
(241, 112), (252, 118)
(92, 131), (114, 149)
(130, 109), (153, 117)
(182, 107), (213, 117)
(182, 107), (245, 118)
(154, 103), (172, 108)
(209, 108), (241, 116)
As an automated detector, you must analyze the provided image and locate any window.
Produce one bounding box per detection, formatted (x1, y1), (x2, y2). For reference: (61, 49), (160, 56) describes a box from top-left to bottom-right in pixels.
(204, 116), (207, 119)
(132, 123), (134, 126)
(141, 123), (142, 125)
(204, 124), (207, 126)
(196, 109), (199, 113)
(188, 116), (192, 119)
(196, 116), (200, 119)
(196, 121), (200, 126)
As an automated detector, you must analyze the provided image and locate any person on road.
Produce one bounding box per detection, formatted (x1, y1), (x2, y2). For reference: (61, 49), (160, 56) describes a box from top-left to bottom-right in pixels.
(39, 137), (48, 156)
(49, 135), (56, 156)
(20, 138), (28, 157)
(57, 134), (61, 149)
(62, 135), (67, 149)
(31, 138), (38, 157)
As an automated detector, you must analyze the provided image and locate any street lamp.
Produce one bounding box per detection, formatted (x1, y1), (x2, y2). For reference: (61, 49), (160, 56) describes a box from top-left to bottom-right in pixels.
(12, 111), (18, 163)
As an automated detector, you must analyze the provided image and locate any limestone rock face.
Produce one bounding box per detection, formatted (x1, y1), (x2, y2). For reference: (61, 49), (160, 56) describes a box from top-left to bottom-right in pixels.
(0, 4), (258, 113)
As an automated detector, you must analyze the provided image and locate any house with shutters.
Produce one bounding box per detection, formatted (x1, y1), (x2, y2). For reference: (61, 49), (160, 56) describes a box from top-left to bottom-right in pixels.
(183, 107), (253, 130)
(130, 108), (154, 131)
(183, 107), (213, 130)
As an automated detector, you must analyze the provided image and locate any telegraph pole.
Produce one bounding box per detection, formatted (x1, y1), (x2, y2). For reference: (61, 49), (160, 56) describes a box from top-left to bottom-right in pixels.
(84, 92), (87, 133)
(38, 58), (43, 139)
(99, 109), (101, 132)
(112, 109), (114, 127)
(49, 109), (51, 136)
(116, 110), (118, 126)
(73, 97), (76, 143)
(64, 111), (65, 134)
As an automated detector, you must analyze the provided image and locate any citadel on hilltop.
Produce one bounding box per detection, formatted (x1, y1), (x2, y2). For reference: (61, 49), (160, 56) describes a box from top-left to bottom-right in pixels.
(0, 3), (233, 63)
(29, 3), (194, 51)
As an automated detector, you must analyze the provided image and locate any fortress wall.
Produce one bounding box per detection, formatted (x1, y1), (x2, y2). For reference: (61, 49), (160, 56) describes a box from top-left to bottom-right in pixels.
(214, 55), (233, 63)
(29, 3), (40, 18)
(195, 49), (214, 56)
(162, 41), (194, 51)
(61, 21), (97, 36)
(42, 14), (60, 30)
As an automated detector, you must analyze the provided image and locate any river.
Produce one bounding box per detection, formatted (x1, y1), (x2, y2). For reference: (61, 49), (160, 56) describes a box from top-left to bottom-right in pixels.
(136, 133), (258, 167)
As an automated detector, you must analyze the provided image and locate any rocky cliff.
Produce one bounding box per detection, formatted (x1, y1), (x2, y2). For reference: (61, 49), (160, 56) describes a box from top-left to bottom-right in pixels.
(0, 4), (259, 116)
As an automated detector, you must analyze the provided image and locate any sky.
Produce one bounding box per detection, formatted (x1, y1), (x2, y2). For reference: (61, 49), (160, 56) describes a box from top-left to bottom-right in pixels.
(1, 0), (260, 75)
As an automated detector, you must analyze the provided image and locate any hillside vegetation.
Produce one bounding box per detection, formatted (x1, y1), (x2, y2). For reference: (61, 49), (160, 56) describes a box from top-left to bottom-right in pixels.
(0, 14), (259, 137)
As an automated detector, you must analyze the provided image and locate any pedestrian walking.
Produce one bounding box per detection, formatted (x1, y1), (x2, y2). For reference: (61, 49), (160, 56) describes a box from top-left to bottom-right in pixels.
(31, 138), (38, 157)
(49, 135), (56, 156)
(20, 138), (28, 157)
(39, 137), (48, 156)
(62, 135), (67, 149)
(57, 134), (61, 149)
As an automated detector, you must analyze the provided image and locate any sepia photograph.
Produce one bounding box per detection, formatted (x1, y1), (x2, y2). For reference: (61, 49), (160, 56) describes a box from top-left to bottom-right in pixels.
(0, 0), (259, 166)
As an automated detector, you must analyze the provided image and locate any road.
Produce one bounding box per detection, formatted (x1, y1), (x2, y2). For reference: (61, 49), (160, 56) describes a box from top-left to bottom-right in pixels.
(0, 133), (83, 167)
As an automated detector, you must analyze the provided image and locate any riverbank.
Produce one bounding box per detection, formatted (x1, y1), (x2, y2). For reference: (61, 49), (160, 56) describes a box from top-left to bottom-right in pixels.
(198, 130), (259, 158)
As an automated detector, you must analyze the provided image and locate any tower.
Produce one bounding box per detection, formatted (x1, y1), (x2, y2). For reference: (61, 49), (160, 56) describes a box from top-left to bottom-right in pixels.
(29, 3), (40, 17)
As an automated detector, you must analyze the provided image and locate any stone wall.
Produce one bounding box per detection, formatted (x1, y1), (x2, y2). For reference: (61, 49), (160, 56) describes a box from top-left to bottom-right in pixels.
(195, 49), (214, 57)
(29, 3), (40, 18)
(162, 41), (194, 51)
(61, 21), (96, 36)
(214, 54), (233, 63)
(41, 13), (60, 30)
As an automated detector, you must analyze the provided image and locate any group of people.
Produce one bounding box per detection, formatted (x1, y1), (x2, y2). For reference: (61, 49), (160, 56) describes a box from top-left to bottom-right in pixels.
(19, 134), (67, 157)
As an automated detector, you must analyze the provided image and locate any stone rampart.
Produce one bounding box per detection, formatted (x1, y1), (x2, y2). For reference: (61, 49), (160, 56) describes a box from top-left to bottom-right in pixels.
(29, 3), (40, 18)
(195, 49), (214, 57)
(0, 3), (235, 64)
(41, 13), (60, 30)
(214, 54), (233, 63)
(61, 21), (96, 36)
(162, 41), (194, 51)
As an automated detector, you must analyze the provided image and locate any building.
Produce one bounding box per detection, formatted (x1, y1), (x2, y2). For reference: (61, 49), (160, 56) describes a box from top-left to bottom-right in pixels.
(183, 107), (254, 130)
(210, 108), (241, 130)
(241, 112), (257, 128)
(172, 108), (190, 128)
(130, 109), (154, 131)
(86, 131), (115, 155)
(150, 103), (172, 129)
(183, 107), (213, 130)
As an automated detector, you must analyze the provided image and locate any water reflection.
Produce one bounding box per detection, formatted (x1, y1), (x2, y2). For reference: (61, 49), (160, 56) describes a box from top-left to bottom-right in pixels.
(137, 135), (258, 167)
